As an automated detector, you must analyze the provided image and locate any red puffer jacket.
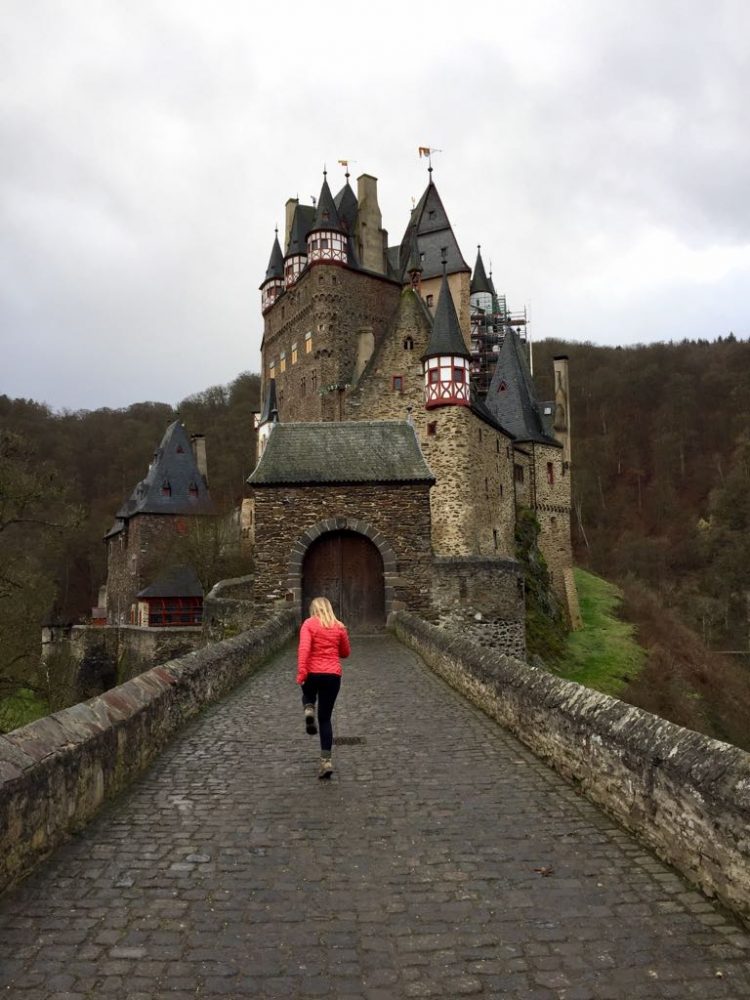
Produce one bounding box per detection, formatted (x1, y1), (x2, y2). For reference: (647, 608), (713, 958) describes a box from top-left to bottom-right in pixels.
(296, 617), (351, 684)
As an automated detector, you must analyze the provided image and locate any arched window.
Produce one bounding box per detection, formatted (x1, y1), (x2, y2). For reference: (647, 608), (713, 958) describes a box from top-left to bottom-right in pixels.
(403, 336), (414, 351)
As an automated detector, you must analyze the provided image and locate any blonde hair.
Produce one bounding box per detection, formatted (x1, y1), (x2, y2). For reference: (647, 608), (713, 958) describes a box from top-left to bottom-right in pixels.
(309, 596), (344, 628)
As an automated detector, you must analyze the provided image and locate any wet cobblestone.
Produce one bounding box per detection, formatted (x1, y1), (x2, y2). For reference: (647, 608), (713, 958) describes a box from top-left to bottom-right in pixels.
(1, 635), (749, 998)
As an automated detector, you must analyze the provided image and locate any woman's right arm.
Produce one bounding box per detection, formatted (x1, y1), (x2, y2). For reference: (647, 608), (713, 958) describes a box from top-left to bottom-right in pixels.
(297, 620), (312, 683)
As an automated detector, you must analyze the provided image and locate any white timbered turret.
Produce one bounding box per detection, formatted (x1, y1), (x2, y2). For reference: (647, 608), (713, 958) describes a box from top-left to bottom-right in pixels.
(284, 206), (312, 288)
(470, 246), (493, 316)
(422, 265), (472, 409)
(260, 229), (284, 312)
(307, 171), (349, 265)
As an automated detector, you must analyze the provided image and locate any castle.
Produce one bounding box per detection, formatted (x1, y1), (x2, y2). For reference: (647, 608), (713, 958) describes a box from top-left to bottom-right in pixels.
(246, 166), (576, 632)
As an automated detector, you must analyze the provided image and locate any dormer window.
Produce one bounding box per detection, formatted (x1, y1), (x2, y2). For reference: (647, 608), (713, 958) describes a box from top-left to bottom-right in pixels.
(161, 480), (171, 496)
(426, 294), (434, 307)
(188, 482), (199, 498)
(176, 445), (184, 454)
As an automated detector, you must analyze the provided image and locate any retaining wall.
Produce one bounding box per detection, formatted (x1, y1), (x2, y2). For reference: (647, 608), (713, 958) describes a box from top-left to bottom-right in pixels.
(0, 609), (297, 895)
(391, 611), (750, 926)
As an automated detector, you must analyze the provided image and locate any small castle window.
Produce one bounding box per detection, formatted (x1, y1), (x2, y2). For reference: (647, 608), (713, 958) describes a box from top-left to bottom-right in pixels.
(484, 477), (489, 496)
(506, 446), (511, 458)
(188, 482), (199, 498)
(454, 367), (465, 383)
(392, 375), (403, 393)
(305, 332), (312, 353)
(429, 369), (440, 384)
(493, 529), (498, 549)
(427, 421), (437, 436)
(420, 252), (425, 263)
(478, 428), (482, 443)
(403, 336), (414, 351)
(496, 440), (500, 453)
(321, 238), (329, 249)
(291, 342), (298, 364)
(312, 373), (318, 391)
(301, 377), (306, 396)
(428, 210), (435, 220)
(269, 361), (275, 379)
(514, 464), (524, 484)
(551, 516), (557, 528)
(426, 294), (434, 307)
(280, 352), (286, 374)
(547, 462), (554, 485)
(161, 480), (171, 496)
(499, 483), (503, 498)
(498, 380), (507, 392)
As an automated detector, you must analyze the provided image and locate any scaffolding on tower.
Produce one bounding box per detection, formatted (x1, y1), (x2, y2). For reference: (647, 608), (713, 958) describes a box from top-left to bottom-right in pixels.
(469, 289), (529, 397)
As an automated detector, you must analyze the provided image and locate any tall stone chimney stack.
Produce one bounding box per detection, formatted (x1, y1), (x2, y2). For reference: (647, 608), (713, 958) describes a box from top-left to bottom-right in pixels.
(284, 198), (299, 249)
(552, 356), (571, 467)
(191, 434), (208, 485)
(355, 174), (387, 274)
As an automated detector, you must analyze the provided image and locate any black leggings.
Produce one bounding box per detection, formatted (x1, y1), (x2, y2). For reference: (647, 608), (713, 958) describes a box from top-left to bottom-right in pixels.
(301, 674), (341, 753)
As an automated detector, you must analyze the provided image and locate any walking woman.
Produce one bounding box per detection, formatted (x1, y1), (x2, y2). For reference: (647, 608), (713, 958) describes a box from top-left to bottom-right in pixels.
(297, 597), (351, 779)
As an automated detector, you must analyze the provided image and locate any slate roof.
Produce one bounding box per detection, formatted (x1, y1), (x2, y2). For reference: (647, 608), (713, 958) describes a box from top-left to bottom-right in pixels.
(285, 204), (316, 257)
(113, 421), (216, 520)
(422, 274), (471, 360)
(470, 248), (493, 295)
(484, 330), (561, 446)
(311, 175), (343, 233)
(248, 421), (435, 486)
(258, 378), (278, 426)
(261, 233), (284, 285)
(393, 179), (470, 281)
(137, 565), (203, 599)
(334, 181), (358, 235)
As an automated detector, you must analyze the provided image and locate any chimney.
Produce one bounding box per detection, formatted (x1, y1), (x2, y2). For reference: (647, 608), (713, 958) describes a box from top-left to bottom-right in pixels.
(552, 356), (571, 467)
(191, 434), (208, 485)
(355, 174), (386, 274)
(284, 198), (299, 249)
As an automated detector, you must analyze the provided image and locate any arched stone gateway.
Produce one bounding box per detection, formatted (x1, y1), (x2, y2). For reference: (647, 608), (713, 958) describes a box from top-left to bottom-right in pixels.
(288, 518), (398, 630)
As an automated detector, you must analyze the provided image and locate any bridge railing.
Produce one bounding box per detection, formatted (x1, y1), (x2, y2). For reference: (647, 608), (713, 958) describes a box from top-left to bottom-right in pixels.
(391, 610), (750, 928)
(0, 609), (297, 894)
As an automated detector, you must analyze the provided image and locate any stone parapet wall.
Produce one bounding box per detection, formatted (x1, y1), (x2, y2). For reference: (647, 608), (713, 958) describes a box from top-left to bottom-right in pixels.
(0, 610), (297, 895)
(390, 611), (750, 926)
(431, 556), (524, 624)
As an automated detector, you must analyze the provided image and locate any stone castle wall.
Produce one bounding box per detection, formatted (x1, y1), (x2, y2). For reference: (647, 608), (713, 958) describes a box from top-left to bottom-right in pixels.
(420, 407), (516, 559)
(391, 611), (750, 926)
(529, 442), (573, 599)
(261, 264), (401, 423)
(105, 514), (181, 625)
(251, 483), (433, 620)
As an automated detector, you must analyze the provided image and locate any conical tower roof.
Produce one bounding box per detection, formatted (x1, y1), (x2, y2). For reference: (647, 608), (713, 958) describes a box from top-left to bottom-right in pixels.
(422, 273), (470, 360)
(311, 174), (344, 233)
(406, 223), (423, 275)
(262, 232), (284, 284)
(285, 205), (315, 258)
(470, 247), (493, 295)
(258, 379), (279, 426)
(397, 177), (470, 280)
(334, 180), (358, 234)
(484, 330), (559, 445)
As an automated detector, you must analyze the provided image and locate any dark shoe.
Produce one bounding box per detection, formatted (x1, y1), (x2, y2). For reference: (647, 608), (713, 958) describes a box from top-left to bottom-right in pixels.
(304, 706), (317, 736)
(318, 756), (333, 780)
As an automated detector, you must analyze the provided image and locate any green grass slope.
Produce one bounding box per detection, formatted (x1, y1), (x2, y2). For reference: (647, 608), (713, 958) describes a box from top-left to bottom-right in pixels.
(554, 568), (645, 696)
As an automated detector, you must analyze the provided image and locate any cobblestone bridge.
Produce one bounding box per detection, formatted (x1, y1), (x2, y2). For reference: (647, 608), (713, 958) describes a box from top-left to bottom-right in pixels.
(1, 637), (749, 999)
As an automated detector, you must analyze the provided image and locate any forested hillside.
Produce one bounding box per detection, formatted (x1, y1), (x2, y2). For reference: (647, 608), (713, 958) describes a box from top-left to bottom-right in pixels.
(0, 373), (260, 701)
(533, 335), (749, 654)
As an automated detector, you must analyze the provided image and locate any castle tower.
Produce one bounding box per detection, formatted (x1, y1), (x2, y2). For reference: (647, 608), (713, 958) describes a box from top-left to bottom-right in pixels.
(422, 269), (471, 409)
(470, 246), (493, 316)
(260, 230), (284, 313)
(406, 224), (423, 292)
(307, 172), (349, 265)
(284, 204), (315, 287)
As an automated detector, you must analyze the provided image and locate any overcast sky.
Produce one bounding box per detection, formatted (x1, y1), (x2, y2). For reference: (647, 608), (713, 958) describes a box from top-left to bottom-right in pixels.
(2, 0), (749, 412)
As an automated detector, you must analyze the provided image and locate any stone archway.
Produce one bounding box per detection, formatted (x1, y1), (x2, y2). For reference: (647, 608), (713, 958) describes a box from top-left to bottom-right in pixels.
(287, 517), (398, 628)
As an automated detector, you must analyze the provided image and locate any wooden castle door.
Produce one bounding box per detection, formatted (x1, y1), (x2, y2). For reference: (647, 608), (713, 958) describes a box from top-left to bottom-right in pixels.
(302, 530), (385, 630)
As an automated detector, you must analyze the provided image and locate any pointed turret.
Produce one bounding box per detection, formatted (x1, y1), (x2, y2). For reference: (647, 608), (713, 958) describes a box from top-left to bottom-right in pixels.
(307, 172), (349, 265)
(422, 270), (471, 409)
(397, 176), (470, 281)
(260, 230), (285, 311)
(470, 246), (495, 319)
(284, 204), (315, 287)
(255, 379), (279, 462)
(484, 329), (558, 445)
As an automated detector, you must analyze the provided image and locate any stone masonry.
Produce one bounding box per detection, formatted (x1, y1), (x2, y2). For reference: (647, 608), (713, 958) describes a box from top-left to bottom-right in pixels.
(0, 635), (748, 998)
